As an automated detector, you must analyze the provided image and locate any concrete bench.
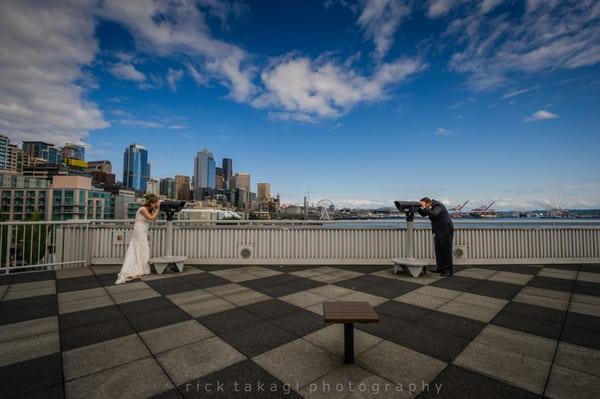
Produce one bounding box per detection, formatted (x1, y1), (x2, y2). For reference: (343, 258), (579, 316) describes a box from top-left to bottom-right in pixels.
(149, 256), (188, 274)
(322, 301), (379, 363)
(391, 258), (430, 278)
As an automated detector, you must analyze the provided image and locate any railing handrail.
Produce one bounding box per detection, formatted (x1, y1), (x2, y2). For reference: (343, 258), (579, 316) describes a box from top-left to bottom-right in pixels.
(3, 218), (600, 228)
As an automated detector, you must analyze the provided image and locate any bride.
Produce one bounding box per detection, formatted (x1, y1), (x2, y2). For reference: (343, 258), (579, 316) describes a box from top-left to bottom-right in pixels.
(115, 194), (160, 284)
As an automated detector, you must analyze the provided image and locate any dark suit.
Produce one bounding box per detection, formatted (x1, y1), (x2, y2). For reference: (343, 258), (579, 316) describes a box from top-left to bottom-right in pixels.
(418, 200), (454, 273)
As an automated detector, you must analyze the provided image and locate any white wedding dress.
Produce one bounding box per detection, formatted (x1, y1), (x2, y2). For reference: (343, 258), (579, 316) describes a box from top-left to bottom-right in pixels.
(115, 207), (151, 284)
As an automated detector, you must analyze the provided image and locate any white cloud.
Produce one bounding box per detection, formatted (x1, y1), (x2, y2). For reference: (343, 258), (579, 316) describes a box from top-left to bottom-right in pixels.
(357, 0), (410, 60)
(446, 0), (600, 90)
(252, 54), (425, 121)
(98, 0), (255, 101)
(480, 0), (502, 14)
(501, 88), (531, 99)
(524, 110), (558, 122)
(186, 63), (208, 86)
(166, 68), (184, 91)
(0, 0), (109, 145)
(118, 119), (187, 129)
(109, 63), (146, 82)
(426, 0), (470, 18)
(435, 127), (451, 136)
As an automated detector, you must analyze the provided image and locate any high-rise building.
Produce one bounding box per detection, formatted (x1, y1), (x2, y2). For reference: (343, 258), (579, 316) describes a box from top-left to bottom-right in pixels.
(22, 141), (62, 164)
(193, 148), (216, 199)
(174, 175), (191, 200)
(146, 178), (160, 196)
(123, 144), (150, 192)
(49, 175), (111, 220)
(0, 172), (50, 221)
(62, 143), (85, 161)
(222, 158), (232, 189)
(0, 135), (8, 170)
(215, 167), (224, 190)
(257, 183), (271, 201)
(87, 160), (112, 174)
(159, 177), (175, 198)
(233, 173), (250, 191)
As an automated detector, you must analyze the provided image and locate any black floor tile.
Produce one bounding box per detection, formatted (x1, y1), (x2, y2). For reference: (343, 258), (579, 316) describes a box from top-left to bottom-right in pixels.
(124, 305), (192, 332)
(418, 365), (541, 399)
(0, 353), (63, 399)
(146, 278), (199, 295)
(356, 313), (410, 339)
(334, 275), (421, 298)
(579, 264), (600, 273)
(284, 277), (324, 291)
(375, 301), (432, 323)
(418, 311), (485, 340)
(193, 265), (240, 272)
(241, 277), (279, 290)
(430, 276), (481, 292)
(59, 304), (123, 330)
(564, 311), (600, 333)
(468, 280), (522, 300)
(527, 276), (574, 292)
(179, 359), (302, 398)
(561, 325), (600, 350)
(11, 271), (55, 283)
(151, 388), (183, 399)
(364, 280), (422, 299)
(198, 308), (263, 336)
(491, 301), (565, 340)
(56, 275), (101, 293)
(119, 296), (179, 316)
(21, 384), (64, 399)
(60, 317), (134, 351)
(267, 274), (303, 285)
(243, 299), (303, 320)
(262, 265), (316, 273)
(503, 265), (542, 275)
(388, 324), (471, 362)
(218, 321), (297, 357)
(96, 272), (119, 286)
(0, 295), (58, 325)
(271, 308), (326, 337)
(183, 273), (231, 289)
(0, 274), (14, 285)
(546, 264), (580, 271)
(474, 264), (508, 272)
(257, 283), (305, 297)
(331, 265), (390, 273)
(574, 280), (600, 297)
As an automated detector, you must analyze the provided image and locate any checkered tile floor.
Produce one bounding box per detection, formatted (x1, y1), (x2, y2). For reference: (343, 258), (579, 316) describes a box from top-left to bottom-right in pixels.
(1, 263), (600, 398)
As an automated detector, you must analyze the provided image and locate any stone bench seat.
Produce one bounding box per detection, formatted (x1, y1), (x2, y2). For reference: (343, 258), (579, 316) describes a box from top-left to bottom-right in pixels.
(391, 257), (430, 278)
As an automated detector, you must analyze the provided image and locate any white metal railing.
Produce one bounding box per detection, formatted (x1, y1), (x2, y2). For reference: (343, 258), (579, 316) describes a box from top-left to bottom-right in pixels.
(1, 219), (599, 273)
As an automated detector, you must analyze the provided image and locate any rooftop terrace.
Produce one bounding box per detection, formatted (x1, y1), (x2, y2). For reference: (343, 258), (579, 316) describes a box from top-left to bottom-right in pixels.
(1, 263), (599, 398)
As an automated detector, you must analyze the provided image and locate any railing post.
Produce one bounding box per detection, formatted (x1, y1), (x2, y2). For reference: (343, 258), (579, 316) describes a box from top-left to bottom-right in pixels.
(5, 225), (12, 274)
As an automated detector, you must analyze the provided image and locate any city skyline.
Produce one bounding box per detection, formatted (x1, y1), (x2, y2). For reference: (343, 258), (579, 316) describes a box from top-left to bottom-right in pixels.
(1, 1), (599, 209)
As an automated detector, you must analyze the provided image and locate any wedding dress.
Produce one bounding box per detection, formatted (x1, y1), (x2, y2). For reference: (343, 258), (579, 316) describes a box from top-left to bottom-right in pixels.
(115, 207), (151, 284)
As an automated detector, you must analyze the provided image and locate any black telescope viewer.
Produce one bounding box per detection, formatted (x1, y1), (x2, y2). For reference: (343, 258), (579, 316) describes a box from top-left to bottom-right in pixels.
(160, 200), (186, 221)
(394, 201), (421, 222)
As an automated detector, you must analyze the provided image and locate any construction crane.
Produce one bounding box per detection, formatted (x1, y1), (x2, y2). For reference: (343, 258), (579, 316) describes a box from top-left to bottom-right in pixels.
(449, 200), (469, 211)
(469, 201), (497, 218)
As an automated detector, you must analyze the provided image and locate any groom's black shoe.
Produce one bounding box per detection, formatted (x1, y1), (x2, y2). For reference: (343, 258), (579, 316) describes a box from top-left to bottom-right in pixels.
(430, 268), (443, 273)
(440, 270), (453, 277)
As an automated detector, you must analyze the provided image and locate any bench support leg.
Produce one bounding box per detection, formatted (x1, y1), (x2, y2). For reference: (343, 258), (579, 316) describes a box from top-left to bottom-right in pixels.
(344, 323), (354, 364)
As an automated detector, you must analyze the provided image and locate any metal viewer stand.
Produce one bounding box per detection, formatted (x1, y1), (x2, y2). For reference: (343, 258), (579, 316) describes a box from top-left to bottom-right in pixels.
(392, 201), (428, 277)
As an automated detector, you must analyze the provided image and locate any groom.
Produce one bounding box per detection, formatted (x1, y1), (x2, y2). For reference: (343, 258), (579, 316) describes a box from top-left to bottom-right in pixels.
(417, 197), (454, 276)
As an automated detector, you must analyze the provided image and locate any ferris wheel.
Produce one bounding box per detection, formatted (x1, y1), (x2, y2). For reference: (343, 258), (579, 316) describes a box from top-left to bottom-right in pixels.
(315, 199), (335, 220)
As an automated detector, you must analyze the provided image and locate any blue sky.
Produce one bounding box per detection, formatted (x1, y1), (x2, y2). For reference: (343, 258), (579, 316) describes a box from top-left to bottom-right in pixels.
(1, 0), (599, 209)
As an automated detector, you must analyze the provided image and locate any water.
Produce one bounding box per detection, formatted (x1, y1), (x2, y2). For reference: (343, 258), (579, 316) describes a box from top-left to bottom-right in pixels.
(327, 218), (600, 229)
